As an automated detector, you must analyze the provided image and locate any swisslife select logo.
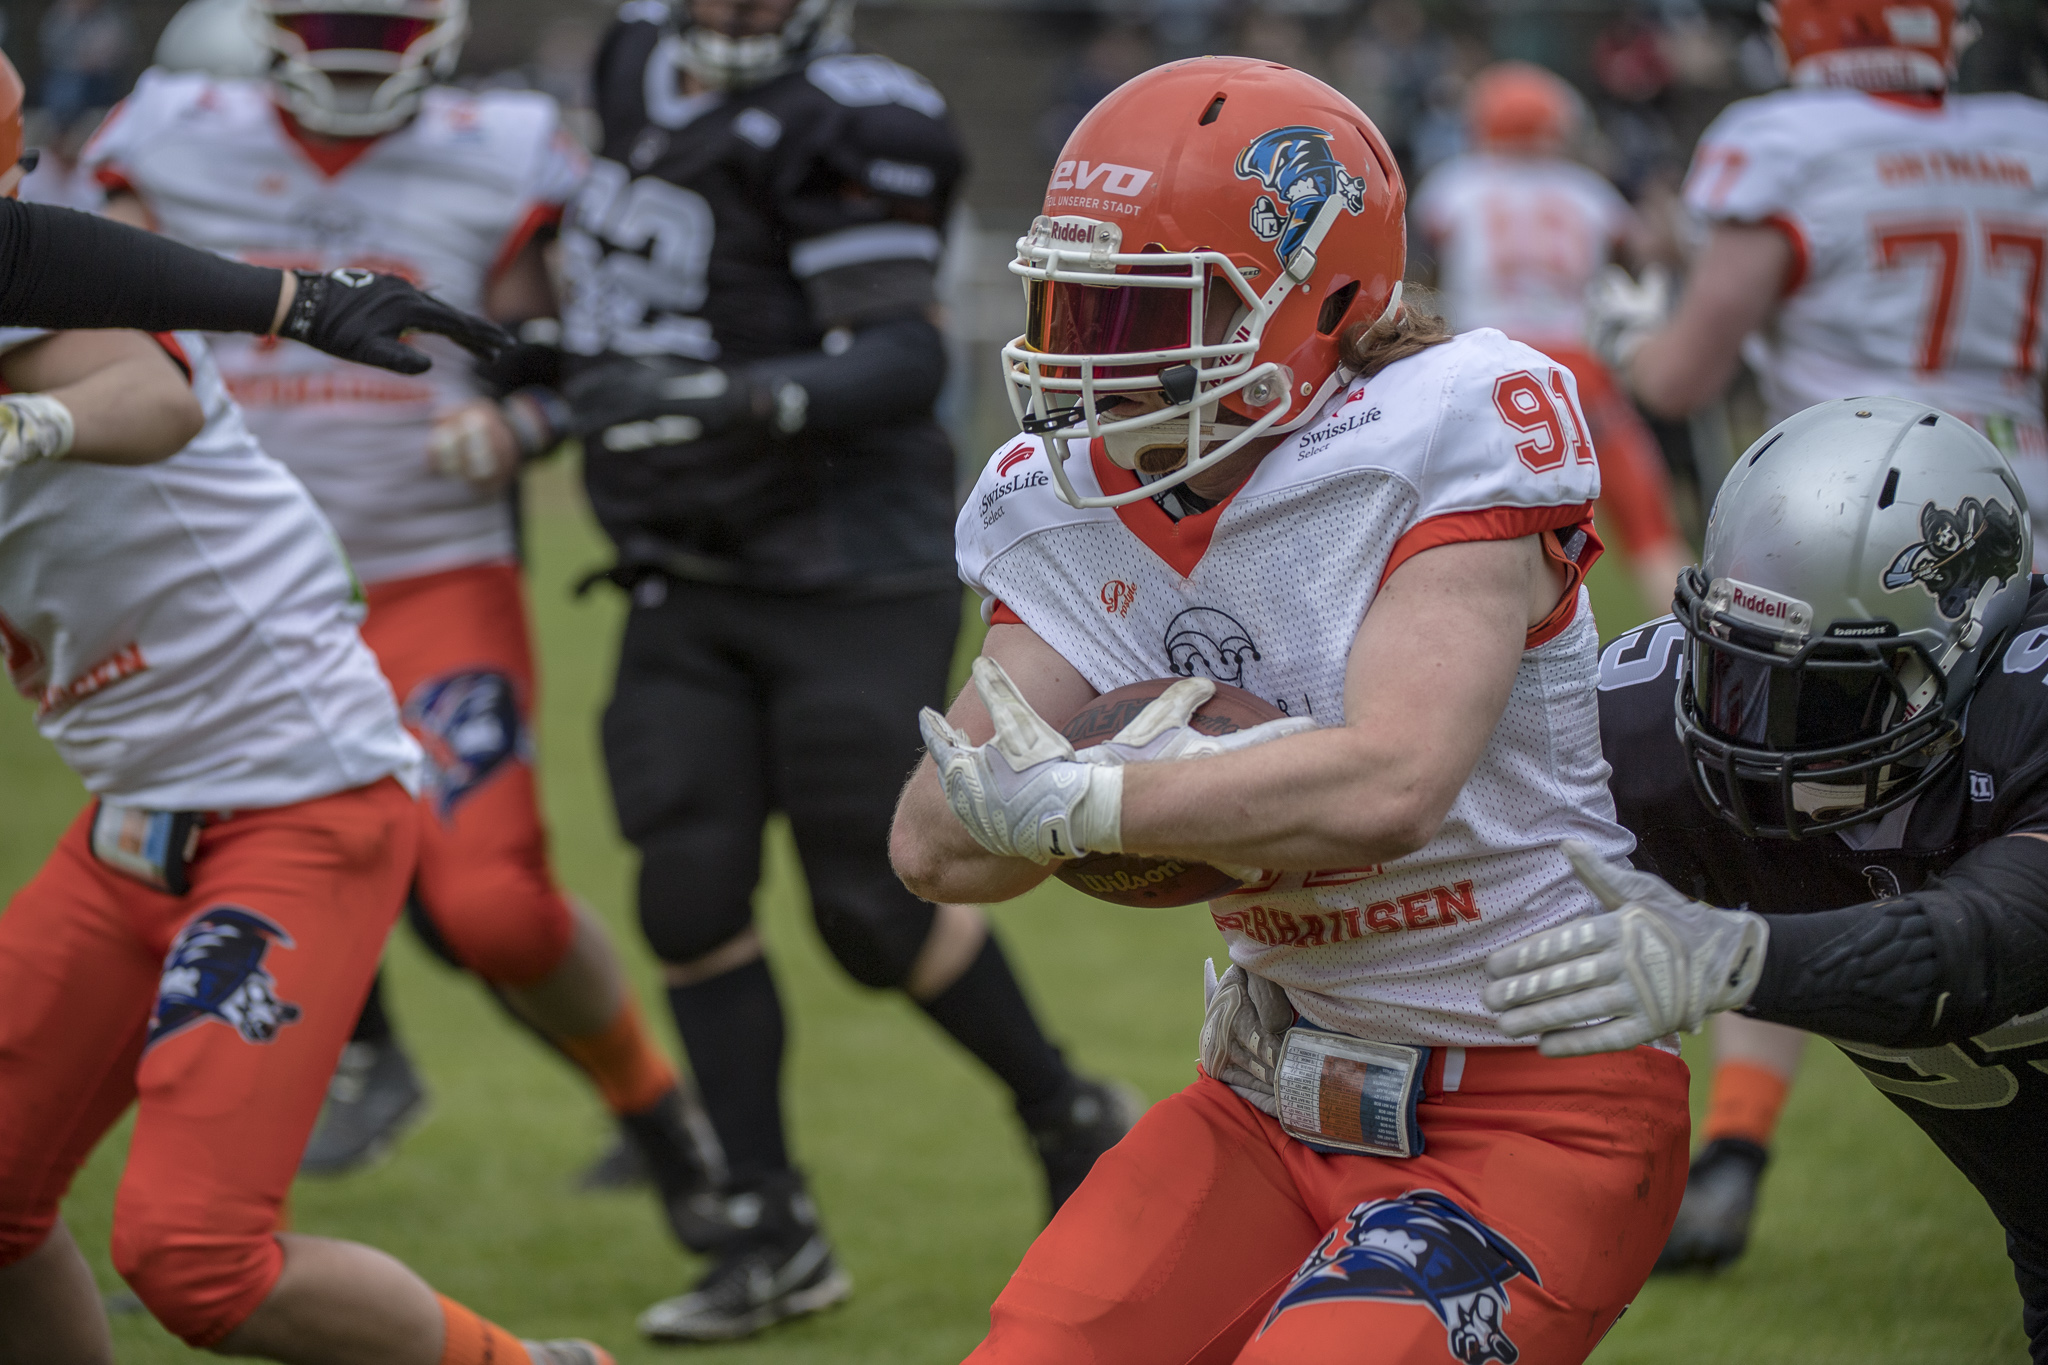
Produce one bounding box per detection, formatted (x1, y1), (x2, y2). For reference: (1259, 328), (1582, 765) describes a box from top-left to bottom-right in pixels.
(980, 442), (1048, 527)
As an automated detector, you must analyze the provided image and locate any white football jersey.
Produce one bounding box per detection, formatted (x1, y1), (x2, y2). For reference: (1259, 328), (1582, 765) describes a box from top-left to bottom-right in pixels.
(1685, 89), (2048, 559)
(1415, 152), (1633, 348)
(959, 330), (1633, 1047)
(82, 71), (589, 585)
(0, 330), (421, 810)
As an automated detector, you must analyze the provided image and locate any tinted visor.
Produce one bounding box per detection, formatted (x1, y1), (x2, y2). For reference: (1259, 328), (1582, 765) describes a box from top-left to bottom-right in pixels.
(1692, 636), (1903, 751)
(278, 12), (435, 53)
(1024, 276), (1194, 357)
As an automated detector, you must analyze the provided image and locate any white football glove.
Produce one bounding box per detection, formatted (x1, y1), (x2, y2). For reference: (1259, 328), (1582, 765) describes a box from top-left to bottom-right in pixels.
(1076, 675), (1317, 765)
(1584, 264), (1672, 375)
(918, 656), (1122, 863)
(1481, 839), (1769, 1058)
(0, 393), (75, 476)
(1198, 959), (1292, 1117)
(427, 401), (518, 487)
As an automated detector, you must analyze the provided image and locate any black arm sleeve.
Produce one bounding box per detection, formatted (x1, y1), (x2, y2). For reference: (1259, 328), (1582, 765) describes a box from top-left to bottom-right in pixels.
(741, 314), (945, 436)
(0, 200), (283, 333)
(1746, 834), (2048, 1045)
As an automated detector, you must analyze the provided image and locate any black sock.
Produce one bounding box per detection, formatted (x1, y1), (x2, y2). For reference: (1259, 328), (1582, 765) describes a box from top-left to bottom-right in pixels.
(917, 935), (1072, 1119)
(666, 957), (789, 1184)
(351, 969), (394, 1046)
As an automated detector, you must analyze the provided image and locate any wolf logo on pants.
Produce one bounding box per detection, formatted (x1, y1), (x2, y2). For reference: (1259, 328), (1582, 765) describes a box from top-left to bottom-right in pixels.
(147, 906), (302, 1049)
(1263, 1189), (1539, 1364)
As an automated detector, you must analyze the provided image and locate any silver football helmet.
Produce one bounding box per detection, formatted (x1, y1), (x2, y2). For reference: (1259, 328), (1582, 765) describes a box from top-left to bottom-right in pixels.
(257, 0), (466, 136)
(1675, 396), (2031, 838)
(677, 0), (851, 91)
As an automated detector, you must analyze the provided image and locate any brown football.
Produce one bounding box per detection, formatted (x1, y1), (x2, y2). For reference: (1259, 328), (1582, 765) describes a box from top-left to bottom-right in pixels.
(1054, 678), (1286, 907)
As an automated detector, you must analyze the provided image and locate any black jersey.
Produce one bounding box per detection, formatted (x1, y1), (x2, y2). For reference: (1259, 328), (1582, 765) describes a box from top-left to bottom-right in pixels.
(563, 5), (964, 592)
(1599, 583), (2048, 1353)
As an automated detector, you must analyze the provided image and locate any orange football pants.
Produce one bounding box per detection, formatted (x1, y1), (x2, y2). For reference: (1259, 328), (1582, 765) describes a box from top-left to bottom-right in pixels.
(0, 779), (416, 1347)
(1540, 343), (1684, 563)
(362, 561), (574, 987)
(970, 1047), (1689, 1365)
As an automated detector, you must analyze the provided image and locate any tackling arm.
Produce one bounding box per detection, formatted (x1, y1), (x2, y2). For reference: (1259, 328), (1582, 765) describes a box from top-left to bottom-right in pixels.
(1745, 833), (2048, 1046)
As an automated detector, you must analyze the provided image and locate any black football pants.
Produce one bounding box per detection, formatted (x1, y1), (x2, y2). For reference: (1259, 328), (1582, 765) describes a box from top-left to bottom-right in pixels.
(601, 578), (961, 988)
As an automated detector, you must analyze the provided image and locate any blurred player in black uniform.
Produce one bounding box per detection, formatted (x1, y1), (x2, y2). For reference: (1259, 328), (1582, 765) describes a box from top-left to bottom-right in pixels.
(543, 0), (1135, 1341)
(1483, 398), (2048, 1357)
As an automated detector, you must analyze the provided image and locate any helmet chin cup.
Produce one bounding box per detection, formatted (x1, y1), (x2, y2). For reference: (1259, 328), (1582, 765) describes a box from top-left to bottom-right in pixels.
(678, 0), (851, 90)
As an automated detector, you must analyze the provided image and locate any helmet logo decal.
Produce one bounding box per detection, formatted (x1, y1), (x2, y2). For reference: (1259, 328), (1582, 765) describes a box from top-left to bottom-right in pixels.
(1234, 126), (1368, 263)
(1881, 496), (2026, 620)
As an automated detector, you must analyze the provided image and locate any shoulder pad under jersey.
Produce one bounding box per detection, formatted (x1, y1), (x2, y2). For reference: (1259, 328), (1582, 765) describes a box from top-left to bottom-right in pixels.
(1277, 328), (1601, 527)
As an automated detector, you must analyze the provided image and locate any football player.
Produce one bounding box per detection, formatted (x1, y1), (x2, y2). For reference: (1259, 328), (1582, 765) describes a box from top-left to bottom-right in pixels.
(1414, 60), (1690, 612)
(1486, 398), (2048, 1358)
(81, 0), (727, 1235)
(0, 323), (605, 1362)
(1585, 0), (2048, 1270)
(550, 0), (1137, 1340)
(889, 58), (1689, 1365)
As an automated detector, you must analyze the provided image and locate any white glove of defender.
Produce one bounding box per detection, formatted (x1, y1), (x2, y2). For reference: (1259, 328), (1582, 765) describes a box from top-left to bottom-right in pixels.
(1584, 264), (1672, 375)
(918, 656), (1122, 863)
(0, 393), (75, 476)
(1481, 839), (1769, 1057)
(1076, 675), (1317, 765)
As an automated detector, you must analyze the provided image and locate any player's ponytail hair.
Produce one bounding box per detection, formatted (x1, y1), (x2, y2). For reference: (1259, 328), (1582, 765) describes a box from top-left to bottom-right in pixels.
(1340, 285), (1455, 380)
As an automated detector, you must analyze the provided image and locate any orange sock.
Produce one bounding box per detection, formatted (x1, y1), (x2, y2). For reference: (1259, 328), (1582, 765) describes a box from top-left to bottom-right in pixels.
(557, 998), (678, 1116)
(437, 1294), (531, 1365)
(1703, 1059), (1793, 1148)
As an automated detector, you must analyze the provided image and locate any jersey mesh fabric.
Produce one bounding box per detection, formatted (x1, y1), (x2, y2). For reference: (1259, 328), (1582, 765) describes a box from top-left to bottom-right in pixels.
(0, 330), (421, 809)
(82, 73), (587, 585)
(961, 331), (1629, 1046)
(1682, 89), (2048, 561)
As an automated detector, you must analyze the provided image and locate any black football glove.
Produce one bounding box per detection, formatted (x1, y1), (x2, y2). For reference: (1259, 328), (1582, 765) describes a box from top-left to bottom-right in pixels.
(281, 268), (512, 375)
(563, 357), (808, 454)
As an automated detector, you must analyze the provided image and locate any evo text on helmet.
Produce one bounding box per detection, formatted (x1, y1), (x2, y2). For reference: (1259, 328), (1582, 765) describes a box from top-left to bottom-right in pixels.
(1675, 396), (2030, 838)
(1003, 57), (1406, 510)
(257, 0), (467, 136)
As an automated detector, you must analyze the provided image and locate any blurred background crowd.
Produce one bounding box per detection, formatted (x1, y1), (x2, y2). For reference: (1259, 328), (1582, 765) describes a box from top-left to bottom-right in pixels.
(7, 0), (2047, 533)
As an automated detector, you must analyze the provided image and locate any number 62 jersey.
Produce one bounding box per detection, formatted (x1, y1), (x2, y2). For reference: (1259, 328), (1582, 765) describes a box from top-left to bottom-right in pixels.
(1598, 589), (2048, 1290)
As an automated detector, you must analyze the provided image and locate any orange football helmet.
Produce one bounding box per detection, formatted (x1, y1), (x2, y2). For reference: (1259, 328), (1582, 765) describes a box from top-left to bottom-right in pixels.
(1765, 0), (1961, 90)
(0, 50), (22, 193)
(1467, 62), (1581, 153)
(1003, 57), (1405, 508)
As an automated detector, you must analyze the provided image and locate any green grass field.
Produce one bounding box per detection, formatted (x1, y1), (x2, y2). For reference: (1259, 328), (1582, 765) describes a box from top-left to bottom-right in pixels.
(1, 456), (2025, 1363)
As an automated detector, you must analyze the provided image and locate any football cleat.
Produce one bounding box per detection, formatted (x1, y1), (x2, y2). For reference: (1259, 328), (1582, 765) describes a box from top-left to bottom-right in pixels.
(521, 1340), (615, 1365)
(298, 1038), (429, 1176)
(1027, 1075), (1146, 1214)
(618, 1084), (735, 1252)
(639, 1172), (852, 1341)
(575, 1130), (649, 1191)
(1653, 1137), (1770, 1274)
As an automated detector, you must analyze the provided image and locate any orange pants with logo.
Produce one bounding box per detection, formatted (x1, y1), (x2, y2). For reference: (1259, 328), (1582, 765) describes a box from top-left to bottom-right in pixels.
(0, 780), (416, 1347)
(1542, 344), (1684, 563)
(362, 561), (574, 987)
(969, 1047), (1689, 1365)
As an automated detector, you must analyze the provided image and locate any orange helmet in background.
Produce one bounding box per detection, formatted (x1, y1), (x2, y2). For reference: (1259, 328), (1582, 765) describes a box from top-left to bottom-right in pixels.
(1467, 61), (1581, 154)
(0, 51), (23, 188)
(1004, 56), (1406, 508)
(1765, 0), (1961, 91)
